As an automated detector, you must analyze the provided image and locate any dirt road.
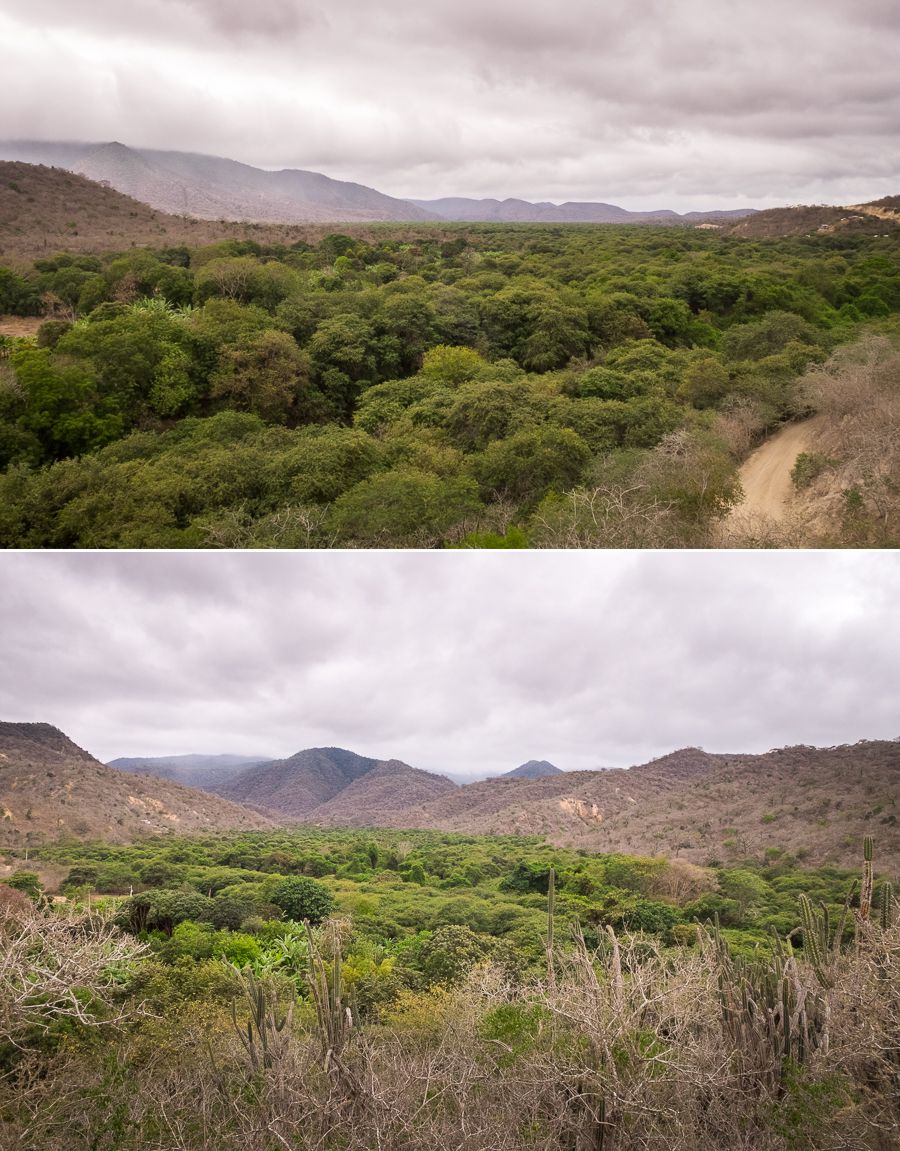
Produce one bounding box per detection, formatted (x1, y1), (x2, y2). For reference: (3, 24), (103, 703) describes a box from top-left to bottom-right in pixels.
(732, 418), (819, 520)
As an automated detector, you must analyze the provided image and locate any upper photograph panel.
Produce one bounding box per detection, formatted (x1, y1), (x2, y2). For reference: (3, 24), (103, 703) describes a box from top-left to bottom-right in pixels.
(1, 0), (897, 548)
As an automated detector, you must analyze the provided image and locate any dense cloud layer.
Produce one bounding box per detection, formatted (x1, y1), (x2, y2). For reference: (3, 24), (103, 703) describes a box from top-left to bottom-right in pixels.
(0, 552), (897, 777)
(0, 0), (897, 208)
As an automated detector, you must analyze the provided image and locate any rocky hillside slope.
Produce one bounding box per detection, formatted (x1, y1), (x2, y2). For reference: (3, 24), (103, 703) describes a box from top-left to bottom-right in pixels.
(360, 742), (899, 872)
(0, 722), (274, 846)
(727, 198), (899, 239)
(308, 759), (456, 824)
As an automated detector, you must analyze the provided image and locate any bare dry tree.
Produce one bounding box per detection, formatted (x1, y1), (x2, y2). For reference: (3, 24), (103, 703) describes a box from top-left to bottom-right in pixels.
(0, 898), (147, 1048)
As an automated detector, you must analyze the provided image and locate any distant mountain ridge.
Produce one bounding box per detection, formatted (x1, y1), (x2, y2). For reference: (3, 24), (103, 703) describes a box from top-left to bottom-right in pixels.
(409, 197), (757, 225)
(364, 742), (900, 872)
(213, 747), (381, 816)
(0, 722), (274, 846)
(6, 724), (896, 871)
(0, 161), (330, 263)
(108, 753), (268, 789)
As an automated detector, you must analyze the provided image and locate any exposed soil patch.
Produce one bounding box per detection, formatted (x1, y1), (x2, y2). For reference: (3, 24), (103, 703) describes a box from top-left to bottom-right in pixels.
(0, 315), (42, 337)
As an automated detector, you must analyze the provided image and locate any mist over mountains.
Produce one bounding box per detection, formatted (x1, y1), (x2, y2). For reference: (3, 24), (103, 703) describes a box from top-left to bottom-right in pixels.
(0, 141), (757, 226)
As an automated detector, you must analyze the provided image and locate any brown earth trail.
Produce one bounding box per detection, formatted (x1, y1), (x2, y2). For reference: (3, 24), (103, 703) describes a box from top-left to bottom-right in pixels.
(731, 418), (820, 520)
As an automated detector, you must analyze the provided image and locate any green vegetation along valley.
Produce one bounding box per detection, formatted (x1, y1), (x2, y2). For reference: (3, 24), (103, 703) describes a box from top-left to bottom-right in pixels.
(1, 828), (897, 1150)
(2, 204), (899, 547)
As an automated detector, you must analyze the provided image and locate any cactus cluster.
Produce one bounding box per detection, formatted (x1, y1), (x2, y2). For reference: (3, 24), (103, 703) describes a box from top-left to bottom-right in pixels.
(798, 891), (852, 988)
(709, 921), (827, 1089)
(229, 966), (293, 1073)
(306, 920), (353, 1072)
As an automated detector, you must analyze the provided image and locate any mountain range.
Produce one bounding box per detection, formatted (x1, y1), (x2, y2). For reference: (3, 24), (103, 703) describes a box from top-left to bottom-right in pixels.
(2, 723), (897, 871)
(0, 140), (755, 227)
(409, 197), (755, 225)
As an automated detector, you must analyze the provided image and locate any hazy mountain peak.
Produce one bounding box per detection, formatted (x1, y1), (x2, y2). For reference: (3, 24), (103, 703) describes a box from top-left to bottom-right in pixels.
(500, 759), (563, 779)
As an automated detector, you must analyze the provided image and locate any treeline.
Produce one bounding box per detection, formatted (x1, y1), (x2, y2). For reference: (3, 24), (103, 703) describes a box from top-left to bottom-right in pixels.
(12, 828), (895, 976)
(1, 225), (898, 546)
(1, 831), (897, 1149)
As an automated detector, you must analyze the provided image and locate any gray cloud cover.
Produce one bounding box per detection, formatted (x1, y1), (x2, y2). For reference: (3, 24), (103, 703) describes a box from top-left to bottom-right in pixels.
(0, 0), (897, 208)
(0, 552), (897, 776)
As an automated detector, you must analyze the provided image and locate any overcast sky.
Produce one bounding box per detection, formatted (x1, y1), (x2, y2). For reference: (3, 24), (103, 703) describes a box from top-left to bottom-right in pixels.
(0, 0), (898, 209)
(1, 551), (897, 778)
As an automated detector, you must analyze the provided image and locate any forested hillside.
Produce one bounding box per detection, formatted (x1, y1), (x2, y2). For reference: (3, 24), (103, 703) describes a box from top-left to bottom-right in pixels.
(2, 196), (898, 547)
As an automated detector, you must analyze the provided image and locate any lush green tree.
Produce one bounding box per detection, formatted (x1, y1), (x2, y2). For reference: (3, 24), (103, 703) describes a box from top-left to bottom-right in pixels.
(268, 876), (335, 924)
(0, 267), (40, 315)
(5, 871), (43, 902)
(210, 329), (323, 424)
(419, 344), (490, 385)
(418, 924), (493, 985)
(721, 311), (824, 362)
(470, 426), (591, 504)
(10, 345), (124, 461)
(330, 467), (481, 545)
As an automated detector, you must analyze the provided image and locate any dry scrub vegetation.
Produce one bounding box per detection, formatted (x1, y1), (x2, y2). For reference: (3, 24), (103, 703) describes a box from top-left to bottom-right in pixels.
(1, 851), (898, 1151)
(798, 338), (900, 545)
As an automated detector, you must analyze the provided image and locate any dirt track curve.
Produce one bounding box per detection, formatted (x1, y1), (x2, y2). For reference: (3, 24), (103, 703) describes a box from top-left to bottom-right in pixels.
(732, 418), (820, 520)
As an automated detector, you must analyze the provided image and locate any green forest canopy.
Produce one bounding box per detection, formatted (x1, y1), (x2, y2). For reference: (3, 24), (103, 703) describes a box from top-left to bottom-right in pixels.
(1, 223), (898, 546)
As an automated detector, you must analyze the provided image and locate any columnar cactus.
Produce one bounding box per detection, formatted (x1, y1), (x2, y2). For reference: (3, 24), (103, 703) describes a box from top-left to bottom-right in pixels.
(860, 836), (874, 922)
(546, 865), (556, 985)
(880, 881), (894, 930)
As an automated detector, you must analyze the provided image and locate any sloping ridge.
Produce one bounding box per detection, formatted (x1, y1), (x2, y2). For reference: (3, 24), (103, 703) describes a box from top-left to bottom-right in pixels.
(0, 161), (324, 263)
(0, 722), (275, 846)
(375, 742), (900, 872)
(728, 198), (899, 239)
(309, 759), (457, 825)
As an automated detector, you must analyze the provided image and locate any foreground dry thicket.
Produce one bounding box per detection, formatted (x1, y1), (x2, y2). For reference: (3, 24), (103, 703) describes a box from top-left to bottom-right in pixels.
(1, 854), (898, 1151)
(799, 338), (900, 544)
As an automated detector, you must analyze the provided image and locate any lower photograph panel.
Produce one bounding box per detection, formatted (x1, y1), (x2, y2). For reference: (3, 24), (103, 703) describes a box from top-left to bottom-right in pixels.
(0, 548), (897, 1150)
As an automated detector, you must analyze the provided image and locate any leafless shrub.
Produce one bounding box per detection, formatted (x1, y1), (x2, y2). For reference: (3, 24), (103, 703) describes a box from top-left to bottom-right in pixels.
(530, 483), (679, 548)
(713, 395), (770, 458)
(0, 900), (147, 1047)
